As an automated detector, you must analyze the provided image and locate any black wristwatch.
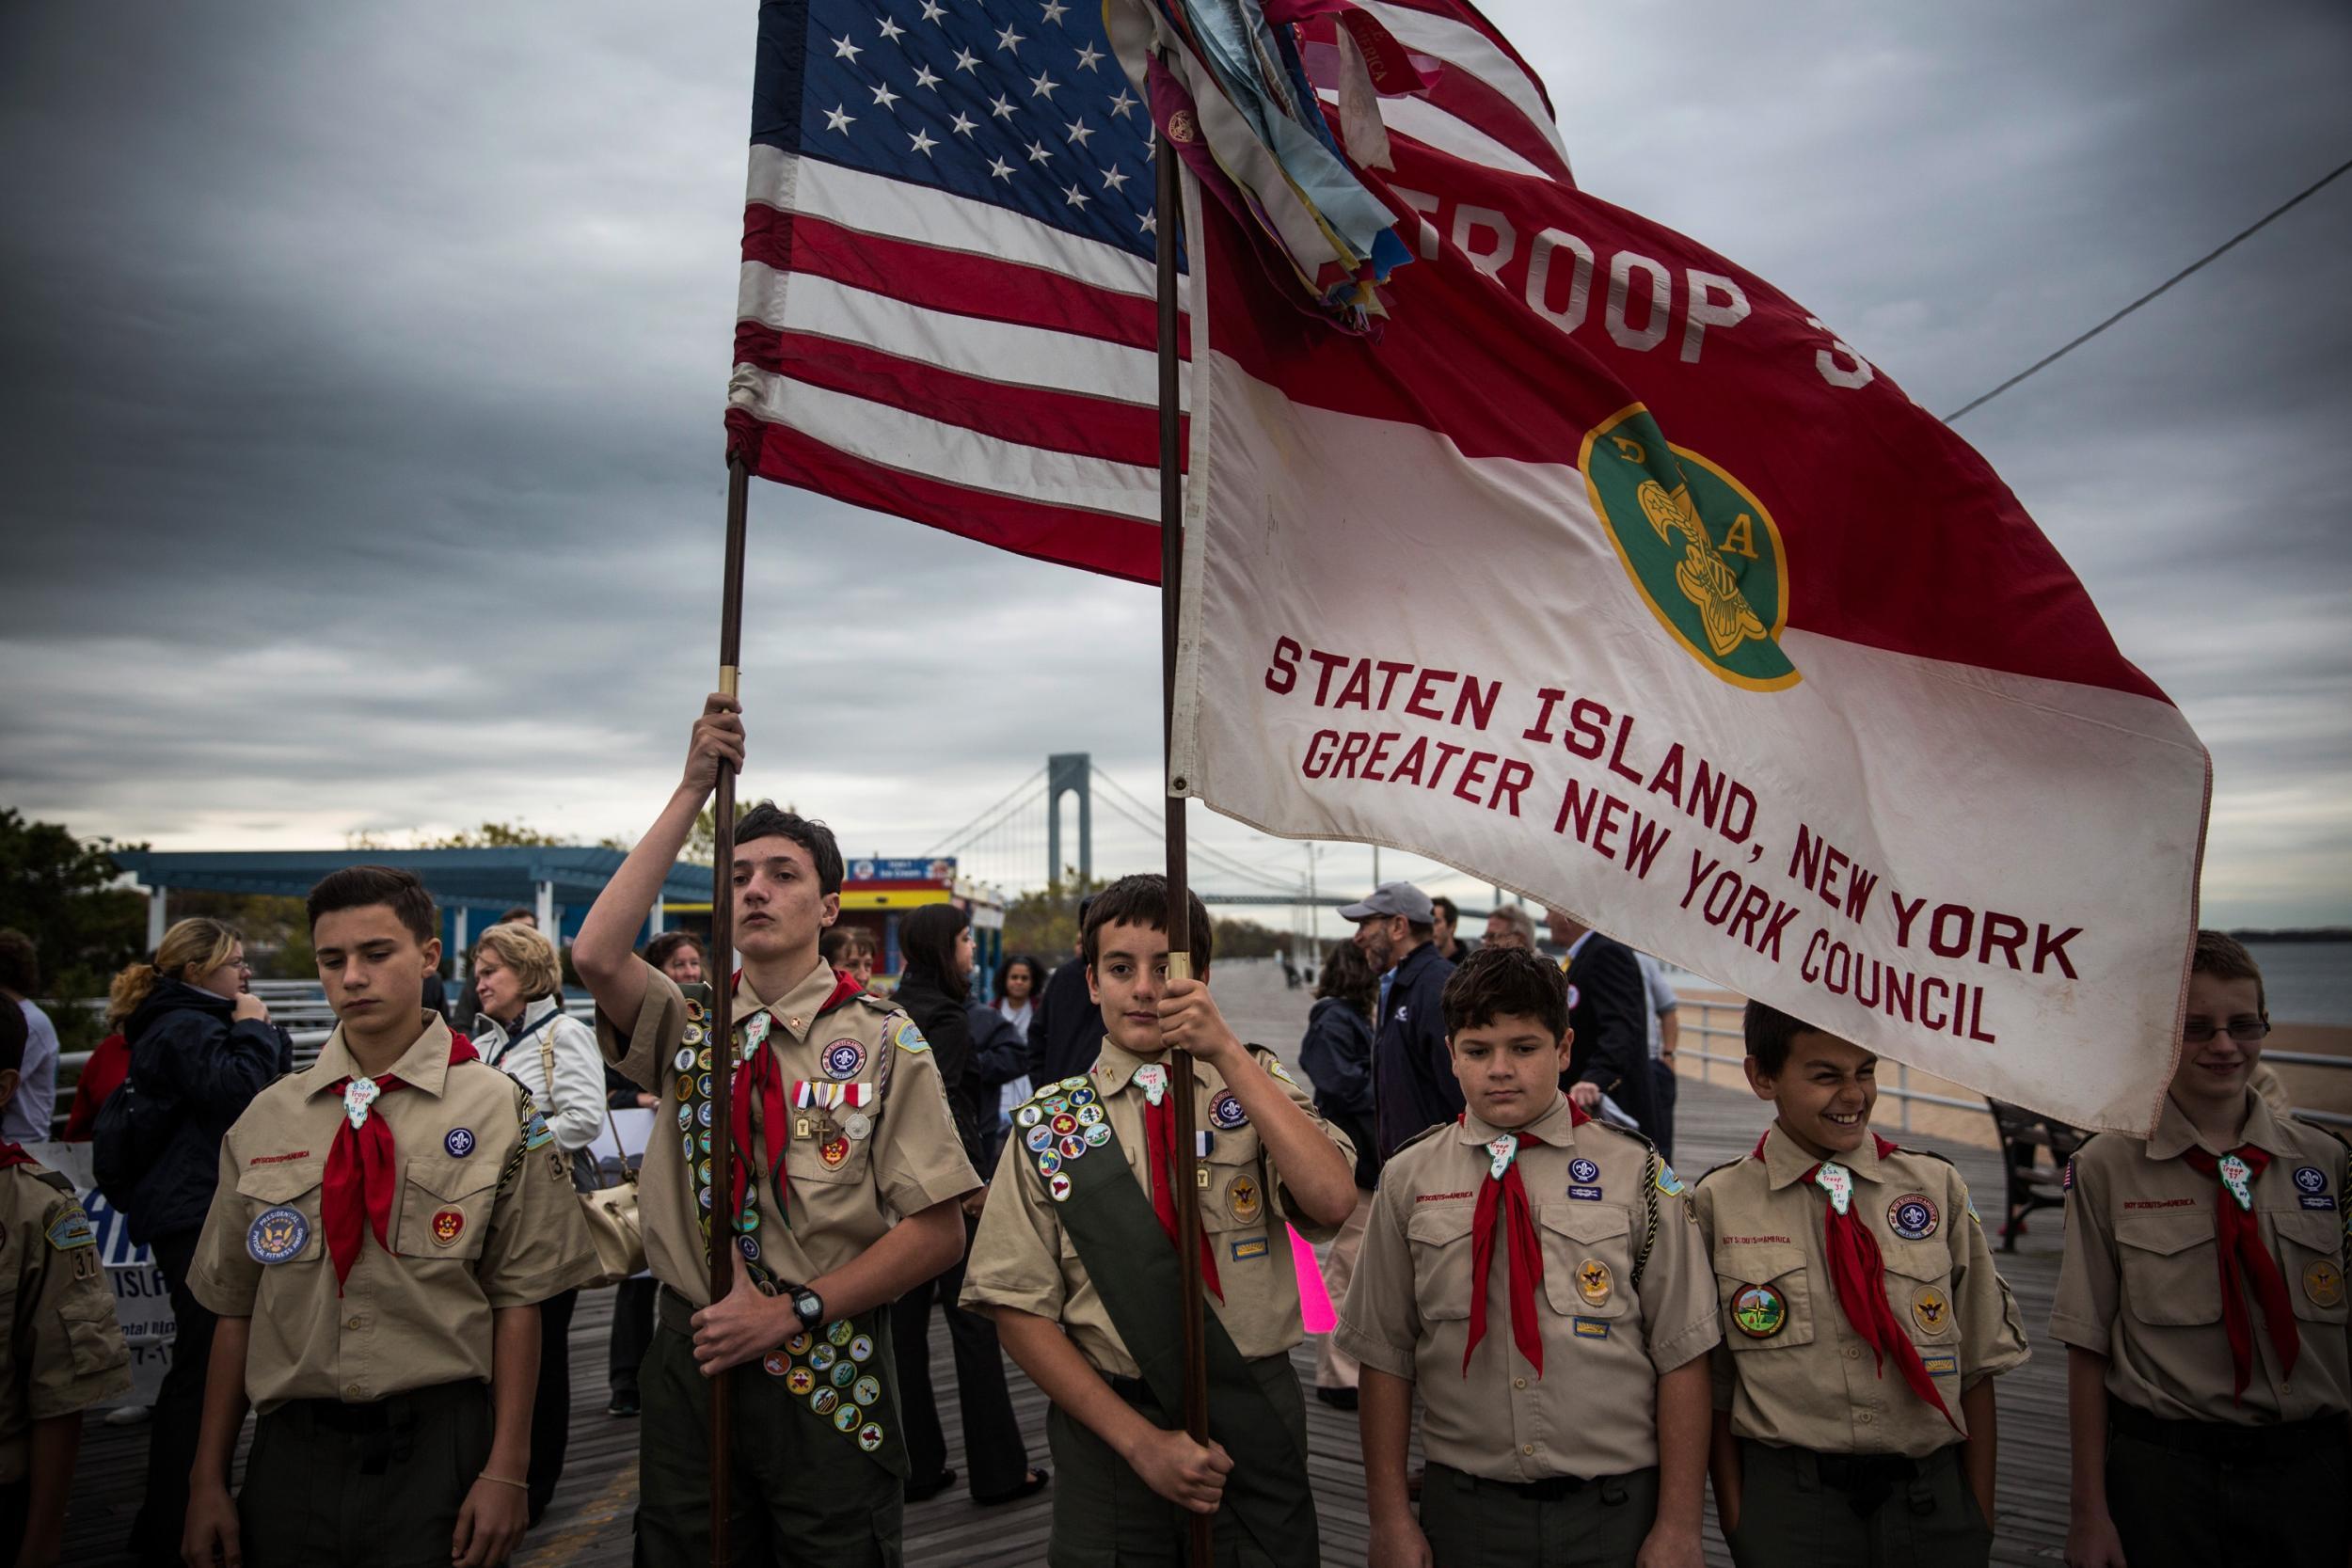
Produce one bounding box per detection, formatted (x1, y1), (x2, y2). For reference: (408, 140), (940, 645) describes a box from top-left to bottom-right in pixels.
(787, 1284), (825, 1332)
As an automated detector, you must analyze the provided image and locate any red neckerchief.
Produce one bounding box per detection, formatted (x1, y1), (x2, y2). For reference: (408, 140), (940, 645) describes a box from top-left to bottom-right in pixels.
(1464, 1101), (1589, 1379)
(2180, 1145), (2299, 1402)
(727, 968), (866, 1230)
(0, 1143), (34, 1171)
(1756, 1129), (1959, 1430)
(1144, 1085), (1224, 1303)
(323, 1036), (479, 1293)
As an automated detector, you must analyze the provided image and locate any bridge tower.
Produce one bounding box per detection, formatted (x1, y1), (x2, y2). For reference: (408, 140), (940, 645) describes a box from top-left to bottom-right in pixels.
(1046, 752), (1092, 887)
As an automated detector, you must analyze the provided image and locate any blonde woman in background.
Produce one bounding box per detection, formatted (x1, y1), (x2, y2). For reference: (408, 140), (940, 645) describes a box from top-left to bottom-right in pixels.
(468, 920), (605, 1527)
(94, 916), (293, 1567)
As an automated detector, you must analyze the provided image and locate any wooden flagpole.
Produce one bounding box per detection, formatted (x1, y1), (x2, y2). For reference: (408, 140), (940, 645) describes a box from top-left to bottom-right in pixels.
(1153, 131), (1215, 1568)
(706, 454), (751, 1564)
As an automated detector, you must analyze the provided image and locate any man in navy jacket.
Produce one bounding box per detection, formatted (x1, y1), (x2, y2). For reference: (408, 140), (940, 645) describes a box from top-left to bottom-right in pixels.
(1345, 882), (1459, 1160)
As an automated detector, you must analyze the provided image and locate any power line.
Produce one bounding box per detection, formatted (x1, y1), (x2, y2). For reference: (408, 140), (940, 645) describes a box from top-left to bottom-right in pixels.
(1944, 155), (2352, 423)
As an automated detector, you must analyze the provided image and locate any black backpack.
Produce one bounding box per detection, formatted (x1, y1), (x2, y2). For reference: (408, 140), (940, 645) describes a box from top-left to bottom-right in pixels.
(90, 1069), (178, 1211)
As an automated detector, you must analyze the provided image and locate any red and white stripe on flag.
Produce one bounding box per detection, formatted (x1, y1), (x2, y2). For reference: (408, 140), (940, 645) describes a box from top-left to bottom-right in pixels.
(1168, 0), (2211, 1133)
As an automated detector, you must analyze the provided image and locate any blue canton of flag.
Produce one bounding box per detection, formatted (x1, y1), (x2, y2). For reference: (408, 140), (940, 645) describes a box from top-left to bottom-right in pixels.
(780, 0), (1160, 257)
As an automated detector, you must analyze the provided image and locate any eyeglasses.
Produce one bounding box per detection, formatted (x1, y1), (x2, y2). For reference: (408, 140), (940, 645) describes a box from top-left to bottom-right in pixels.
(2182, 1019), (2268, 1045)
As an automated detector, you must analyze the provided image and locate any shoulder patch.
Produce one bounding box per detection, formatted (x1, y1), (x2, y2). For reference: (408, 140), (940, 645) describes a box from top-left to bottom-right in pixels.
(890, 1016), (930, 1053)
(45, 1206), (97, 1252)
(1654, 1161), (1686, 1196)
(1249, 1045), (1298, 1085)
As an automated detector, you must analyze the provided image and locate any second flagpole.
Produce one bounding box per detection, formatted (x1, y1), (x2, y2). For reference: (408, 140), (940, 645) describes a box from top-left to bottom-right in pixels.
(707, 454), (750, 1566)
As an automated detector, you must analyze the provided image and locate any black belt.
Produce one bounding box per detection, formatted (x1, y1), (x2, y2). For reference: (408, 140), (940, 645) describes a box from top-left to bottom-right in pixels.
(1429, 1460), (1645, 1505)
(272, 1381), (484, 1474)
(1740, 1439), (1944, 1520)
(2109, 1401), (2351, 1465)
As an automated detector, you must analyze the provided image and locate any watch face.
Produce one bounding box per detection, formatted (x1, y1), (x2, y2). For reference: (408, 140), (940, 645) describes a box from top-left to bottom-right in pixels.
(796, 1291), (822, 1323)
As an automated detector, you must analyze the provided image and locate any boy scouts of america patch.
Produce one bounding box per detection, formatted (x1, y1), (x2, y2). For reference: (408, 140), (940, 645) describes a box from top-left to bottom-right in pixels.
(1580, 404), (1798, 691)
(247, 1206), (309, 1264)
(1208, 1090), (1248, 1131)
(1888, 1193), (1939, 1240)
(823, 1040), (866, 1080)
(1730, 1282), (1786, 1338)
(1911, 1284), (1950, 1335)
(445, 1127), (475, 1158)
(432, 1208), (467, 1246)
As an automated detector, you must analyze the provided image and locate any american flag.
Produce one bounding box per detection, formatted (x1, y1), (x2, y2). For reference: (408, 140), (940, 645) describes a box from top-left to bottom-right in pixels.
(723, 0), (1569, 583)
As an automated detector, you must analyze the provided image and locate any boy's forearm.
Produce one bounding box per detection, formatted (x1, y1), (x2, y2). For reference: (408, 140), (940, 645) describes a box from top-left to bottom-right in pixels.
(485, 1305), (541, 1480)
(1219, 1053), (1355, 1226)
(2065, 1346), (2110, 1519)
(993, 1307), (1161, 1464)
(1359, 1367), (1417, 1525)
(1959, 1377), (1998, 1519)
(807, 1199), (967, 1319)
(192, 1314), (253, 1489)
(1652, 1357), (1711, 1533)
(575, 784), (706, 988)
(22, 1414), (81, 1555)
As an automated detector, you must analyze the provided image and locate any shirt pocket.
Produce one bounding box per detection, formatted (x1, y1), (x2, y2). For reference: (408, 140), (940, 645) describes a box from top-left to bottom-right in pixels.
(59, 1296), (131, 1378)
(1882, 1241), (1960, 1345)
(784, 1129), (873, 1189)
(1714, 1242), (1815, 1353)
(1201, 1131), (1267, 1238)
(234, 1162), (327, 1269)
(2273, 1209), (2349, 1326)
(1406, 1203), (1477, 1323)
(396, 1155), (498, 1261)
(1537, 1202), (1635, 1323)
(2115, 1212), (2220, 1326)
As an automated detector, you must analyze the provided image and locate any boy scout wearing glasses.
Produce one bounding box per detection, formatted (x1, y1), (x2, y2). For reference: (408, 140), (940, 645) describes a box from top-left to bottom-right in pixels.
(0, 997), (131, 1568)
(961, 875), (1359, 1566)
(572, 695), (977, 1567)
(183, 867), (600, 1568)
(1692, 1001), (2027, 1568)
(1338, 946), (1720, 1568)
(2053, 931), (2351, 1568)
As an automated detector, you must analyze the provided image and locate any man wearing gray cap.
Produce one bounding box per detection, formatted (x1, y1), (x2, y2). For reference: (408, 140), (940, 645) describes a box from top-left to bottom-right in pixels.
(1342, 882), (1460, 1160)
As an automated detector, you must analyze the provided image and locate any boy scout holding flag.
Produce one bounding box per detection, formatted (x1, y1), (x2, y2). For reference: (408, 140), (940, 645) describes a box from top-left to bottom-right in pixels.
(2053, 930), (2351, 1568)
(183, 866), (600, 1568)
(1692, 1002), (2028, 1567)
(1338, 945), (1719, 1568)
(961, 873), (1359, 1566)
(571, 693), (977, 1565)
(0, 989), (130, 1568)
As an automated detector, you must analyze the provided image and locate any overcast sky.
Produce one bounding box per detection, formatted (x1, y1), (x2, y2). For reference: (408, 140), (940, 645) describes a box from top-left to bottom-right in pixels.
(3, 0), (2347, 938)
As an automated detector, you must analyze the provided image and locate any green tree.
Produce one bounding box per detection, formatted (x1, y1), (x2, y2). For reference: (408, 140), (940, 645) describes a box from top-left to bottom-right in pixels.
(1003, 871), (1106, 961)
(0, 809), (149, 1052)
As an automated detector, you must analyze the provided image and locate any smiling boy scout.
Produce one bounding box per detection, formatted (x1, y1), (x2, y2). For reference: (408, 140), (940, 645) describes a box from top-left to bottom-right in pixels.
(1692, 1001), (2027, 1568)
(961, 874), (1359, 1566)
(571, 694), (977, 1566)
(2052, 931), (2350, 1568)
(1338, 945), (1719, 1568)
(183, 866), (599, 1568)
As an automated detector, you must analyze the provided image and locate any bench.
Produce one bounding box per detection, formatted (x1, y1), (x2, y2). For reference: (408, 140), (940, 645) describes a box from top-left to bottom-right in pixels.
(1984, 1098), (2090, 1252)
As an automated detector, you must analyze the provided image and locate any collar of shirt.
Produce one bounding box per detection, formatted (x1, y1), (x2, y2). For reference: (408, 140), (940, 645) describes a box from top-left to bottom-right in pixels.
(472, 992), (562, 1058)
(1089, 1034), (1219, 1098)
(2142, 1089), (2296, 1163)
(1456, 1093), (1580, 1149)
(1565, 930), (1595, 962)
(1757, 1121), (1890, 1190)
(308, 1011), (461, 1100)
(736, 954), (857, 1046)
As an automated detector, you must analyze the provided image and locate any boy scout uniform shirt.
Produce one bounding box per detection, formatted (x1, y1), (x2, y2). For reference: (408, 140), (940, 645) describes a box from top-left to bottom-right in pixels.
(960, 1036), (1353, 1380)
(0, 1161), (132, 1482)
(1334, 1096), (1720, 1482)
(189, 1013), (602, 1412)
(598, 955), (979, 1307)
(2050, 1091), (2351, 1423)
(1692, 1125), (2029, 1457)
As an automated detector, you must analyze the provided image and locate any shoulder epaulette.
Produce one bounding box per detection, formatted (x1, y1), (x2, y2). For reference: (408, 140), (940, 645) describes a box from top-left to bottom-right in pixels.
(1692, 1156), (1747, 1189)
(31, 1167), (72, 1195)
(1391, 1122), (1453, 1158)
(851, 990), (898, 1015)
(1248, 1044), (1302, 1086)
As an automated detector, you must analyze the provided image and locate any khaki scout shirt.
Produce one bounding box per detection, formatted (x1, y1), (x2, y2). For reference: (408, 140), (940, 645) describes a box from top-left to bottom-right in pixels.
(960, 1037), (1353, 1381)
(2051, 1092), (2352, 1424)
(599, 955), (979, 1307)
(0, 1162), (131, 1482)
(189, 1013), (601, 1412)
(1692, 1124), (2028, 1458)
(1334, 1096), (1719, 1482)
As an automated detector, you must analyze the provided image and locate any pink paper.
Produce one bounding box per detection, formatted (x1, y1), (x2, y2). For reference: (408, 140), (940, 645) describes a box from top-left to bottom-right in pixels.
(1290, 1224), (1337, 1333)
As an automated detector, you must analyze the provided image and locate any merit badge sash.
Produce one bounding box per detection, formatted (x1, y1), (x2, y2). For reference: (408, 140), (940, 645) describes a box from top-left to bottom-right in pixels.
(757, 1306), (911, 1479)
(1019, 1077), (1319, 1562)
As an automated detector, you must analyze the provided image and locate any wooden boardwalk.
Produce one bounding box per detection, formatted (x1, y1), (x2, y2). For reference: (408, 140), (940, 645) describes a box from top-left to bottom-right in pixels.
(63, 962), (2078, 1565)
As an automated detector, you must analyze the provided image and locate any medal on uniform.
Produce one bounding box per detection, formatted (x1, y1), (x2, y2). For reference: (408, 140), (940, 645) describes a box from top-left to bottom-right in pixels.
(342, 1076), (382, 1130)
(2217, 1153), (2254, 1211)
(1486, 1132), (1518, 1180)
(1135, 1063), (1168, 1107)
(1815, 1162), (1854, 1215)
(843, 1111), (872, 1142)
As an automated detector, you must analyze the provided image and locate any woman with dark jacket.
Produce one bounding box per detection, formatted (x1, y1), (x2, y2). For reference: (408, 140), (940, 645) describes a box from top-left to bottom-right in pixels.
(886, 905), (1046, 1506)
(98, 918), (291, 1566)
(1298, 939), (1379, 1408)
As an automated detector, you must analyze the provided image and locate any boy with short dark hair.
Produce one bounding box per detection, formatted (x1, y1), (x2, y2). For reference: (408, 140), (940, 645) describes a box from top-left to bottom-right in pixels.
(2053, 930), (2350, 1568)
(0, 993), (130, 1568)
(1691, 1001), (2026, 1566)
(183, 865), (600, 1568)
(962, 873), (1359, 1565)
(1339, 945), (1719, 1568)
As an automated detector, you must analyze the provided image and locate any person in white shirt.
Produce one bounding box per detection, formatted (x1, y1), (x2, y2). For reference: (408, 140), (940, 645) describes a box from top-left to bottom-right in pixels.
(0, 931), (59, 1143)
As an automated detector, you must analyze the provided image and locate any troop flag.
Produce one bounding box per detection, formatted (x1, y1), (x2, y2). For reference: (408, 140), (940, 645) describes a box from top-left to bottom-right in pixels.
(1149, 1), (2210, 1132)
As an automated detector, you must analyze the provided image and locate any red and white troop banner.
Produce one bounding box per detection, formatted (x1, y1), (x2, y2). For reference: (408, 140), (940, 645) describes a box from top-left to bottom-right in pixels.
(1153, 0), (2211, 1132)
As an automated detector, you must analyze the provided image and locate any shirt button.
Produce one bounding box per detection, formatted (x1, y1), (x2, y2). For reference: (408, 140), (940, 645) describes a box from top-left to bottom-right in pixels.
(1857, 1411), (1873, 1424)
(1514, 1377), (1527, 1389)
(345, 1316), (363, 1330)
(1843, 1348), (1858, 1361)
(1521, 1444), (1535, 1456)
(345, 1384), (365, 1400)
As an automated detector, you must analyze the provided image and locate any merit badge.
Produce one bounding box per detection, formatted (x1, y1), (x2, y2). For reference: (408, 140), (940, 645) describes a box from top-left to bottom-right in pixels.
(686, 997), (707, 1022)
(1076, 1104), (1105, 1128)
(1208, 1090), (1248, 1132)
(787, 1331), (815, 1355)
(1017, 1104), (1043, 1128)
(1036, 1151), (1061, 1177)
(820, 1136), (850, 1168)
(1059, 1133), (1087, 1161)
(2295, 1165), (2328, 1195)
(831, 1360), (857, 1388)
(843, 1112), (873, 1142)
(2305, 1259), (2346, 1309)
(675, 1047), (696, 1073)
(823, 1040), (866, 1080)
(1060, 1075), (1088, 1092)
(739, 1235), (763, 1263)
(1569, 1158), (1600, 1185)
(683, 1022), (707, 1047)
(810, 1343), (837, 1371)
(246, 1206), (309, 1265)
(858, 1422), (885, 1452)
(697, 1101), (714, 1128)
(1051, 1113), (1078, 1136)
(698, 1047), (713, 1072)
(1084, 1124), (1112, 1148)
(445, 1127), (476, 1158)
(1070, 1085), (1095, 1107)
(1228, 1174), (1263, 1224)
(431, 1207), (466, 1246)
(696, 1072), (714, 1101)
(1576, 1259), (1612, 1307)
(812, 1388), (839, 1416)
(834, 1404), (862, 1432)
(891, 1019), (929, 1053)
(1049, 1171), (1074, 1203)
(2217, 1153), (2254, 1210)
(1889, 1194), (1940, 1241)
(1026, 1125), (1056, 1152)
(1486, 1133), (1519, 1180)
(762, 1353), (790, 1377)
(829, 1319), (855, 1346)
(1911, 1284), (1951, 1335)
(854, 1374), (882, 1405)
(342, 1076), (382, 1130)
(1814, 1163), (1854, 1216)
(698, 1186), (713, 1211)
(849, 1334), (875, 1363)
(1730, 1283), (1787, 1338)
